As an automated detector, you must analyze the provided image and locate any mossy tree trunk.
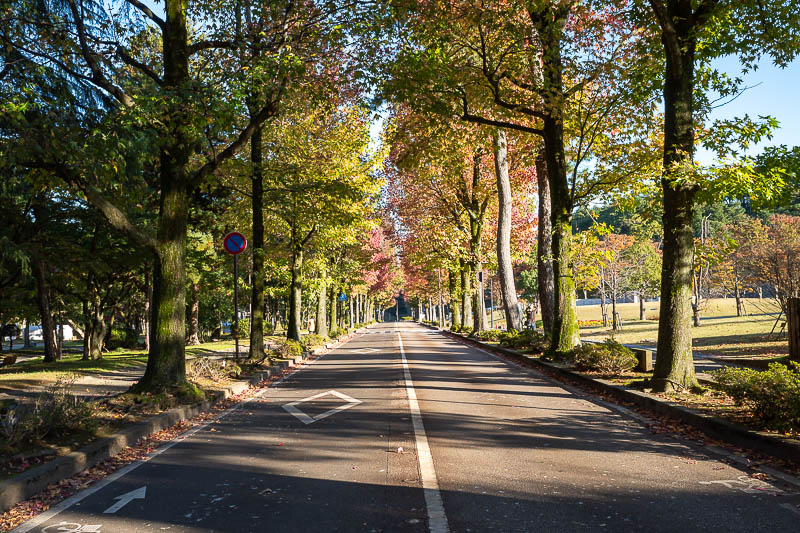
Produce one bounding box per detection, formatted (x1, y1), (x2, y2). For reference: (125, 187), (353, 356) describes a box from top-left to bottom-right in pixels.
(539, 16), (579, 354)
(650, 0), (700, 392)
(535, 151), (554, 333)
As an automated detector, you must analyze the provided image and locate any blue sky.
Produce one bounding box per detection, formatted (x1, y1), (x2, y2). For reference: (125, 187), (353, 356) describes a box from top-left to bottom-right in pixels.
(697, 55), (800, 164)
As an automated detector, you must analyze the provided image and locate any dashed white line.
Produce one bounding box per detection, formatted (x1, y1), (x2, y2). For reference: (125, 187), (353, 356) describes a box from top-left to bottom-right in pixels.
(398, 332), (450, 533)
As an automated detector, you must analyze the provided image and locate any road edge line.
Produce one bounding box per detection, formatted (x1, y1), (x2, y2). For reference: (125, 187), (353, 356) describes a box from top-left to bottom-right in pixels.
(397, 332), (450, 533)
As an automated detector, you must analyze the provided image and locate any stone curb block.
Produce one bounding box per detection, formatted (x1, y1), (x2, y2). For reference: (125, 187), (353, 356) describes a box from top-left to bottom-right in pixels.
(434, 326), (800, 464)
(0, 355), (306, 513)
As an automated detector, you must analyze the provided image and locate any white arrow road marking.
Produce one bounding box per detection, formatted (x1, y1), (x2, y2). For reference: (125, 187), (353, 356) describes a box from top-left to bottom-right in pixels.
(282, 390), (362, 425)
(103, 486), (146, 514)
(354, 347), (379, 354)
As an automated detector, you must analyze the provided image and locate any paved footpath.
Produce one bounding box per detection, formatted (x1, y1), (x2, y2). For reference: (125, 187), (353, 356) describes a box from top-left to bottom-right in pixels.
(13, 323), (800, 532)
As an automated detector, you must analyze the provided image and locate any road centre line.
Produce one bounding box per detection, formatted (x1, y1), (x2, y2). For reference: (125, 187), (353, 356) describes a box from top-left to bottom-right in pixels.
(397, 332), (451, 533)
(12, 336), (360, 533)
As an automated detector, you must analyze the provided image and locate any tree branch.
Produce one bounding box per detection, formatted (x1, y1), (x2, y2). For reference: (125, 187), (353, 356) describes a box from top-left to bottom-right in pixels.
(67, 0), (133, 107)
(123, 0), (166, 31)
(190, 80), (286, 188)
(460, 95), (544, 136)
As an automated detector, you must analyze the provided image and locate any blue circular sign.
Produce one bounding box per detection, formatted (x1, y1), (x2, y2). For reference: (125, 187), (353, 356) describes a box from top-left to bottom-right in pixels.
(223, 232), (247, 255)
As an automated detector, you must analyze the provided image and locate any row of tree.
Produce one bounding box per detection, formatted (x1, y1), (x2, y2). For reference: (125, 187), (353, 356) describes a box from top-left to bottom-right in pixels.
(0, 0), (405, 393)
(373, 0), (800, 392)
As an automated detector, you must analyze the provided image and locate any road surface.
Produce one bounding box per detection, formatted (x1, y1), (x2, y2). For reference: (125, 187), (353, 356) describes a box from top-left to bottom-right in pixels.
(14, 323), (800, 532)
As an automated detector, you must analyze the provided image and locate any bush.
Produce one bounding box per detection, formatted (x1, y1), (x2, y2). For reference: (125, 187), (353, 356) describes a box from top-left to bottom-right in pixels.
(327, 328), (347, 340)
(1, 374), (97, 450)
(474, 329), (502, 342)
(108, 327), (139, 350)
(499, 329), (550, 353)
(713, 362), (800, 432)
(571, 339), (637, 374)
(233, 318), (250, 339)
(300, 334), (327, 350)
(273, 338), (303, 359)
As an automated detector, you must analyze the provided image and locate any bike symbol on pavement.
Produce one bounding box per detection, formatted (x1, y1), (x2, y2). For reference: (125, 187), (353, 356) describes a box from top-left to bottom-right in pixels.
(41, 523), (102, 532)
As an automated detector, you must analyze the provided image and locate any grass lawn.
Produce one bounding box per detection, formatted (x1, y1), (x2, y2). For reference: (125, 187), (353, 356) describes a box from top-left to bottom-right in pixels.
(579, 297), (788, 359)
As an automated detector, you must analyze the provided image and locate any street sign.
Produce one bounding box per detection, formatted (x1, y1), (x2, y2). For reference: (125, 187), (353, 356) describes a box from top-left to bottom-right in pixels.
(338, 292), (348, 301)
(223, 232), (247, 255)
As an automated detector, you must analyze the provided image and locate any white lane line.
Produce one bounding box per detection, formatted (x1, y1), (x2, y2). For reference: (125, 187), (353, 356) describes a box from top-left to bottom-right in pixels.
(12, 336), (359, 533)
(398, 332), (450, 533)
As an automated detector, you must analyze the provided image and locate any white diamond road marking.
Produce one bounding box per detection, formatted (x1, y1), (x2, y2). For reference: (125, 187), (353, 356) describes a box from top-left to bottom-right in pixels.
(282, 390), (362, 425)
(355, 347), (379, 354)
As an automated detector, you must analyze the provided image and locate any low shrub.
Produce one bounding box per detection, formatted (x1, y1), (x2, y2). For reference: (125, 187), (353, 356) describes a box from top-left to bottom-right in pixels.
(273, 338), (303, 359)
(713, 362), (800, 432)
(300, 334), (327, 350)
(498, 329), (550, 353)
(474, 329), (502, 342)
(327, 328), (347, 340)
(0, 374), (97, 450)
(570, 339), (637, 374)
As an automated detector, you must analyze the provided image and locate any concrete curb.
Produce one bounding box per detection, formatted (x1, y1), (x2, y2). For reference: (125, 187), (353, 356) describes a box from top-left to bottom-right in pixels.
(0, 331), (363, 514)
(433, 326), (800, 464)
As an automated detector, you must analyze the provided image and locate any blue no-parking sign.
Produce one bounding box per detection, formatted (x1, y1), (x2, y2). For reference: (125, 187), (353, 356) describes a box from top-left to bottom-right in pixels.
(223, 232), (247, 255)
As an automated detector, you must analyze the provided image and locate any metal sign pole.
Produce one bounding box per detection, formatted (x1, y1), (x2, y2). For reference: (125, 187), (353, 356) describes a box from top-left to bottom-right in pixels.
(233, 253), (239, 362)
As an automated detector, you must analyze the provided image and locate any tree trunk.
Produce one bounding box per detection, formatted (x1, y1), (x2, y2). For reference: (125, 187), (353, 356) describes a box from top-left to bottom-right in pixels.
(651, 0), (699, 392)
(329, 287), (338, 331)
(23, 322), (31, 349)
(639, 293), (645, 321)
(538, 24), (579, 352)
(611, 289), (618, 331)
(287, 248), (303, 341)
(460, 260), (473, 327)
(315, 281), (328, 336)
(144, 266), (152, 352)
(186, 282), (201, 345)
(87, 291), (106, 360)
(135, 190), (190, 392)
(82, 298), (90, 360)
(33, 258), (58, 363)
(535, 151), (555, 334)
(449, 270), (461, 329)
(734, 281), (743, 317)
(249, 124), (266, 360)
(133, 1), (194, 393)
(349, 296), (354, 328)
(493, 129), (523, 331)
(544, 115), (579, 351)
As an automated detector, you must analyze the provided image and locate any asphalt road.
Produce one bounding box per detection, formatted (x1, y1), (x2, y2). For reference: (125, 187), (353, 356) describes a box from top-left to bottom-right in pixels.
(15, 323), (800, 533)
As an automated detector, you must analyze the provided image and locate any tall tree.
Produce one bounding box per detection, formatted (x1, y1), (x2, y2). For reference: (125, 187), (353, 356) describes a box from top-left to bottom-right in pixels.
(643, 0), (800, 391)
